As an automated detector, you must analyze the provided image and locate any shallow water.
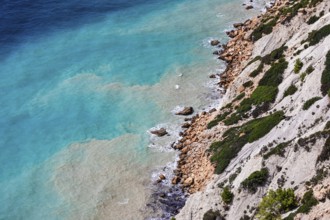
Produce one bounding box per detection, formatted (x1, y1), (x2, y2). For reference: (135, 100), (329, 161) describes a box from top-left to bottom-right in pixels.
(0, 0), (267, 219)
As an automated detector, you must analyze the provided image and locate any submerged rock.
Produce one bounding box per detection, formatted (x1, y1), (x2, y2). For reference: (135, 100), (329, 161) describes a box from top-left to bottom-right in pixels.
(210, 40), (220, 46)
(233, 22), (244, 28)
(181, 123), (191, 129)
(176, 107), (194, 116)
(151, 128), (168, 137)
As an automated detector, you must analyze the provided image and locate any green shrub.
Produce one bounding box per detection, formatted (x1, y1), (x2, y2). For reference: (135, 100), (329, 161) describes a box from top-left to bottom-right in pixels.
(250, 86), (278, 104)
(306, 65), (315, 74)
(284, 85), (298, 97)
(234, 92), (246, 102)
(259, 59), (288, 87)
(294, 59), (303, 74)
(256, 188), (297, 220)
(221, 102), (233, 110)
(307, 11), (324, 25)
(224, 113), (242, 125)
(307, 15), (319, 25)
(251, 102), (270, 118)
(241, 168), (269, 193)
(247, 56), (262, 66)
(300, 72), (307, 81)
(302, 97), (322, 110)
(284, 190), (319, 219)
(243, 81), (253, 88)
(210, 111), (285, 174)
(304, 24), (330, 46)
(263, 142), (290, 159)
(221, 186), (234, 204)
(321, 50), (330, 96)
(236, 99), (253, 114)
(262, 45), (287, 65)
(316, 136), (330, 163)
(251, 17), (278, 41)
(250, 62), (264, 77)
(207, 111), (231, 129)
(247, 111), (284, 143)
(297, 190), (318, 214)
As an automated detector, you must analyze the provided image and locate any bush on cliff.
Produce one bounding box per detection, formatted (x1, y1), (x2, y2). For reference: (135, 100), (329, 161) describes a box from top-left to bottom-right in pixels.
(316, 136), (330, 163)
(207, 111), (231, 129)
(263, 141), (291, 159)
(321, 50), (330, 96)
(283, 190), (319, 220)
(256, 188), (297, 220)
(210, 111), (285, 174)
(250, 62), (264, 77)
(250, 86), (278, 104)
(284, 85), (298, 97)
(294, 59), (303, 74)
(302, 97), (322, 110)
(221, 186), (234, 204)
(251, 17), (278, 41)
(297, 190), (318, 214)
(241, 168), (269, 193)
(304, 24), (330, 46)
(259, 58), (288, 87)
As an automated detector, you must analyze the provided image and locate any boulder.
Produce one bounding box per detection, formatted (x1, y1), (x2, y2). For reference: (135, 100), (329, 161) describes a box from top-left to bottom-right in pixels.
(210, 39), (220, 46)
(246, 5), (253, 10)
(181, 147), (189, 154)
(233, 22), (243, 28)
(159, 174), (166, 180)
(176, 107), (194, 116)
(172, 176), (180, 184)
(183, 177), (194, 187)
(150, 128), (168, 137)
(182, 122), (191, 128)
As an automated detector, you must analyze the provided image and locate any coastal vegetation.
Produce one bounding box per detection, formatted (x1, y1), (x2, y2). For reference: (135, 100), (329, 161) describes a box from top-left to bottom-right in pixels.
(294, 59), (303, 74)
(302, 97), (322, 110)
(234, 93), (246, 101)
(284, 190), (319, 220)
(256, 188), (297, 220)
(321, 50), (330, 96)
(221, 186), (234, 204)
(284, 85), (298, 97)
(249, 62), (264, 77)
(243, 81), (253, 88)
(251, 16), (278, 41)
(316, 136), (330, 163)
(207, 111), (231, 129)
(263, 141), (291, 159)
(210, 111), (284, 174)
(307, 10), (324, 24)
(303, 24), (330, 46)
(241, 168), (269, 193)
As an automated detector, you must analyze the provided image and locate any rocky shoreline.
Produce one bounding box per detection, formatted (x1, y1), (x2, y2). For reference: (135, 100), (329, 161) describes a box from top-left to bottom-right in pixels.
(149, 0), (330, 219)
(148, 0), (282, 218)
(170, 0), (282, 194)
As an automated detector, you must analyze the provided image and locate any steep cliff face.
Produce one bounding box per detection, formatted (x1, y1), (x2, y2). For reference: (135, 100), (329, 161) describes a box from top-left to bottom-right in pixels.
(175, 0), (330, 219)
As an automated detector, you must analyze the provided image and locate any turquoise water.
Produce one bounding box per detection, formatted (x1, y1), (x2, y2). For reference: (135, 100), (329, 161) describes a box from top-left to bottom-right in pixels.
(0, 0), (264, 219)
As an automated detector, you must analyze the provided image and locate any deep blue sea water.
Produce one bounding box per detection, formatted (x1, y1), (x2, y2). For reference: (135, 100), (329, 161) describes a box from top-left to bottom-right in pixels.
(0, 0), (263, 219)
